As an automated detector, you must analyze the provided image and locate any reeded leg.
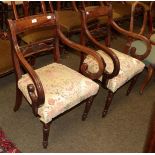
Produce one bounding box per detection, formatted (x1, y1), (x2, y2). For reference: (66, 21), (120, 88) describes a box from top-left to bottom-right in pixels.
(53, 37), (60, 62)
(126, 74), (139, 96)
(102, 91), (114, 117)
(140, 65), (154, 95)
(14, 87), (23, 112)
(43, 123), (51, 149)
(82, 96), (94, 121)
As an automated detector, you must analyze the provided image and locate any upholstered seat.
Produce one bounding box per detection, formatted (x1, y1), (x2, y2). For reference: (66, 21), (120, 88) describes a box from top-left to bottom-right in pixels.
(84, 48), (145, 92)
(18, 63), (99, 123)
(112, 2), (132, 17)
(98, 12), (123, 25)
(56, 11), (81, 32)
(0, 39), (13, 76)
(56, 10), (96, 32)
(131, 40), (155, 65)
(21, 28), (55, 44)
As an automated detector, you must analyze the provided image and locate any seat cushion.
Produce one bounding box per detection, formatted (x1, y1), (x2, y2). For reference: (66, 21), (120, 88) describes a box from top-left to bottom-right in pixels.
(18, 63), (99, 123)
(98, 12), (123, 25)
(84, 48), (145, 92)
(20, 27), (55, 44)
(56, 11), (82, 32)
(131, 40), (155, 65)
(56, 10), (97, 32)
(112, 2), (131, 16)
(0, 39), (13, 76)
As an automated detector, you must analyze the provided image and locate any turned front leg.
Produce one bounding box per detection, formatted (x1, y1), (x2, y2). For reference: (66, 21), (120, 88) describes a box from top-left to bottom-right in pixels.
(43, 123), (51, 149)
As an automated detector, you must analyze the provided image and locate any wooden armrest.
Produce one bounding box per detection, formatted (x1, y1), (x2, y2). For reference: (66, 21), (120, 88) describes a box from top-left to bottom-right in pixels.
(15, 47), (45, 116)
(56, 26), (105, 80)
(79, 10), (120, 80)
(111, 20), (151, 60)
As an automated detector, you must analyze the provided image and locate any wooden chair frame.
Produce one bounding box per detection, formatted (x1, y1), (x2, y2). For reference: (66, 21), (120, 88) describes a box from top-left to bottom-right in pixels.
(80, 5), (151, 117)
(8, 12), (105, 148)
(128, 2), (154, 94)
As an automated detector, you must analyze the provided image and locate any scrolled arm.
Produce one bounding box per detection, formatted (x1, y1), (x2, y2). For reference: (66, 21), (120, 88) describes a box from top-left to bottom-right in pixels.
(15, 46), (45, 115)
(57, 27), (105, 80)
(111, 20), (151, 60)
(27, 84), (38, 116)
(80, 10), (120, 80)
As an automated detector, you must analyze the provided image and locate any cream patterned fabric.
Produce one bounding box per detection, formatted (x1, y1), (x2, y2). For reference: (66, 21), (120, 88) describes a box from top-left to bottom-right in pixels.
(150, 34), (155, 43)
(84, 48), (145, 92)
(18, 63), (99, 123)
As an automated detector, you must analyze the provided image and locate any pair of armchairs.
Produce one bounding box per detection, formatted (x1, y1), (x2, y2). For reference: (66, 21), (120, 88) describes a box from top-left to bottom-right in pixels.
(8, 4), (151, 148)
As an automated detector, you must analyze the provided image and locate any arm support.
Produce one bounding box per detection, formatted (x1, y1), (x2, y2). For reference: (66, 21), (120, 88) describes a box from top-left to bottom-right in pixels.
(111, 20), (151, 60)
(57, 27), (105, 80)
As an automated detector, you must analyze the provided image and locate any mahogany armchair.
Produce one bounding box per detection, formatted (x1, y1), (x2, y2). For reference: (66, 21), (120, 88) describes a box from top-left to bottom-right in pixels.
(8, 13), (104, 148)
(79, 5), (151, 117)
(128, 2), (155, 94)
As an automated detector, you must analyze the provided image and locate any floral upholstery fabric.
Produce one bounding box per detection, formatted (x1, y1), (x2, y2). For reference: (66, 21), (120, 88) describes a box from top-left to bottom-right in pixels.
(18, 63), (99, 123)
(84, 48), (145, 92)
